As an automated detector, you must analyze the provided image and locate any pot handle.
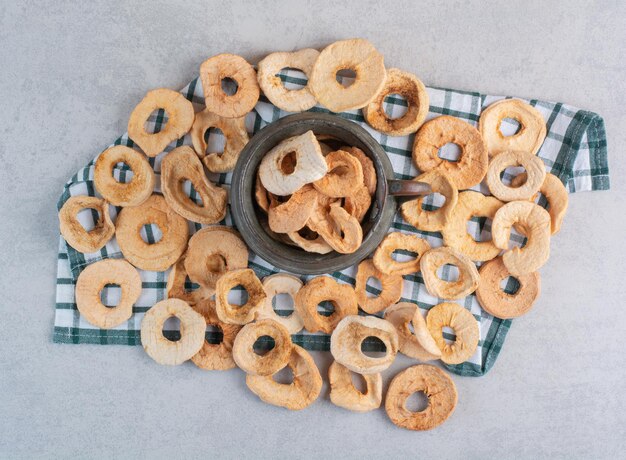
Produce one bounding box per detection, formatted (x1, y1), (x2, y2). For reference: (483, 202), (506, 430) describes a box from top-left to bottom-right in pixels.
(387, 179), (432, 196)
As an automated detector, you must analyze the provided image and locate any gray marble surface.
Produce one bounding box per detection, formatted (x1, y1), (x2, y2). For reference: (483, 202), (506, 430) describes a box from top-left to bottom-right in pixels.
(0, 1), (624, 458)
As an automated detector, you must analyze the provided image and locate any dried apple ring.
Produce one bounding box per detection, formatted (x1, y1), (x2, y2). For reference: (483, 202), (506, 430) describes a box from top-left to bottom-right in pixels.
(166, 253), (213, 304)
(476, 257), (541, 319)
(254, 172), (271, 213)
(191, 298), (242, 370)
(259, 130), (328, 196)
(363, 68), (429, 136)
(190, 108), (249, 173)
(246, 344), (322, 410)
(492, 201), (551, 276)
(215, 268), (266, 325)
(232, 319), (293, 376)
(420, 247), (479, 299)
(479, 99), (547, 158)
(258, 274), (305, 334)
(441, 191), (504, 262)
(257, 48), (320, 112)
(287, 226), (333, 254)
(510, 172), (569, 234)
(75, 259), (141, 329)
(140, 298), (206, 365)
(115, 194), (188, 271)
(94, 145), (155, 207)
(309, 38), (386, 113)
(385, 364), (457, 431)
(268, 184), (318, 233)
(400, 171), (458, 232)
(59, 196), (115, 253)
(344, 146), (377, 195)
(294, 276), (358, 334)
(309, 202), (363, 254)
(354, 259), (403, 314)
(200, 53), (260, 118)
(426, 302), (479, 364)
(373, 232), (431, 276)
(343, 185), (372, 223)
(160, 146), (228, 224)
(328, 361), (382, 412)
(486, 150), (546, 202)
(384, 302), (441, 361)
(184, 227), (249, 291)
(127, 88), (194, 158)
(313, 150), (364, 198)
(412, 115), (488, 189)
(306, 198), (342, 246)
(343, 185), (370, 220)
(330, 315), (399, 374)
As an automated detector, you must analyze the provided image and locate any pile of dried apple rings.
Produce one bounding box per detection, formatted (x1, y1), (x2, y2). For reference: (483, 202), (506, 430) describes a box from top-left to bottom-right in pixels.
(59, 38), (567, 431)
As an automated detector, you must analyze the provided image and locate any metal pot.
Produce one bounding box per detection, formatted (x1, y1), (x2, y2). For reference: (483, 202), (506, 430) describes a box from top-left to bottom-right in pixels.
(230, 112), (431, 275)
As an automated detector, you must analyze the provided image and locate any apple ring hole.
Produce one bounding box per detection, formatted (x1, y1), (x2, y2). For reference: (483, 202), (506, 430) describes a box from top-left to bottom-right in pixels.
(276, 67), (308, 90)
(203, 127), (226, 155)
(205, 253), (227, 275)
(365, 276), (383, 298)
(221, 77), (238, 96)
(143, 108), (168, 134)
(499, 117), (522, 137)
(405, 390), (429, 413)
(350, 370), (367, 393)
(272, 292), (295, 317)
(317, 300), (335, 316)
(500, 166), (526, 186)
(383, 92), (408, 120)
(329, 164), (350, 177)
(466, 216), (490, 242)
(442, 325), (456, 346)
(182, 179), (204, 207)
(500, 275), (521, 295)
(436, 263), (460, 282)
(280, 151), (297, 175)
(227, 284), (250, 307)
(272, 364), (295, 384)
(140, 223), (163, 244)
(296, 226), (320, 241)
(100, 283), (122, 308)
(437, 142), (461, 163)
(391, 248), (419, 263)
(252, 335), (276, 356)
(112, 161), (134, 184)
(76, 208), (99, 232)
(163, 315), (181, 342)
(420, 192), (447, 211)
(335, 68), (357, 87)
(360, 336), (387, 358)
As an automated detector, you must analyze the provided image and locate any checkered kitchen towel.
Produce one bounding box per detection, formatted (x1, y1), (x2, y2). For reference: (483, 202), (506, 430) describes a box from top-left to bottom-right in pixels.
(53, 69), (610, 377)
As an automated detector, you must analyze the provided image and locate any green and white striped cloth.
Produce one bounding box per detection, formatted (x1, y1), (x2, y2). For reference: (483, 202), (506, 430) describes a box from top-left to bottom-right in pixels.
(53, 69), (609, 377)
